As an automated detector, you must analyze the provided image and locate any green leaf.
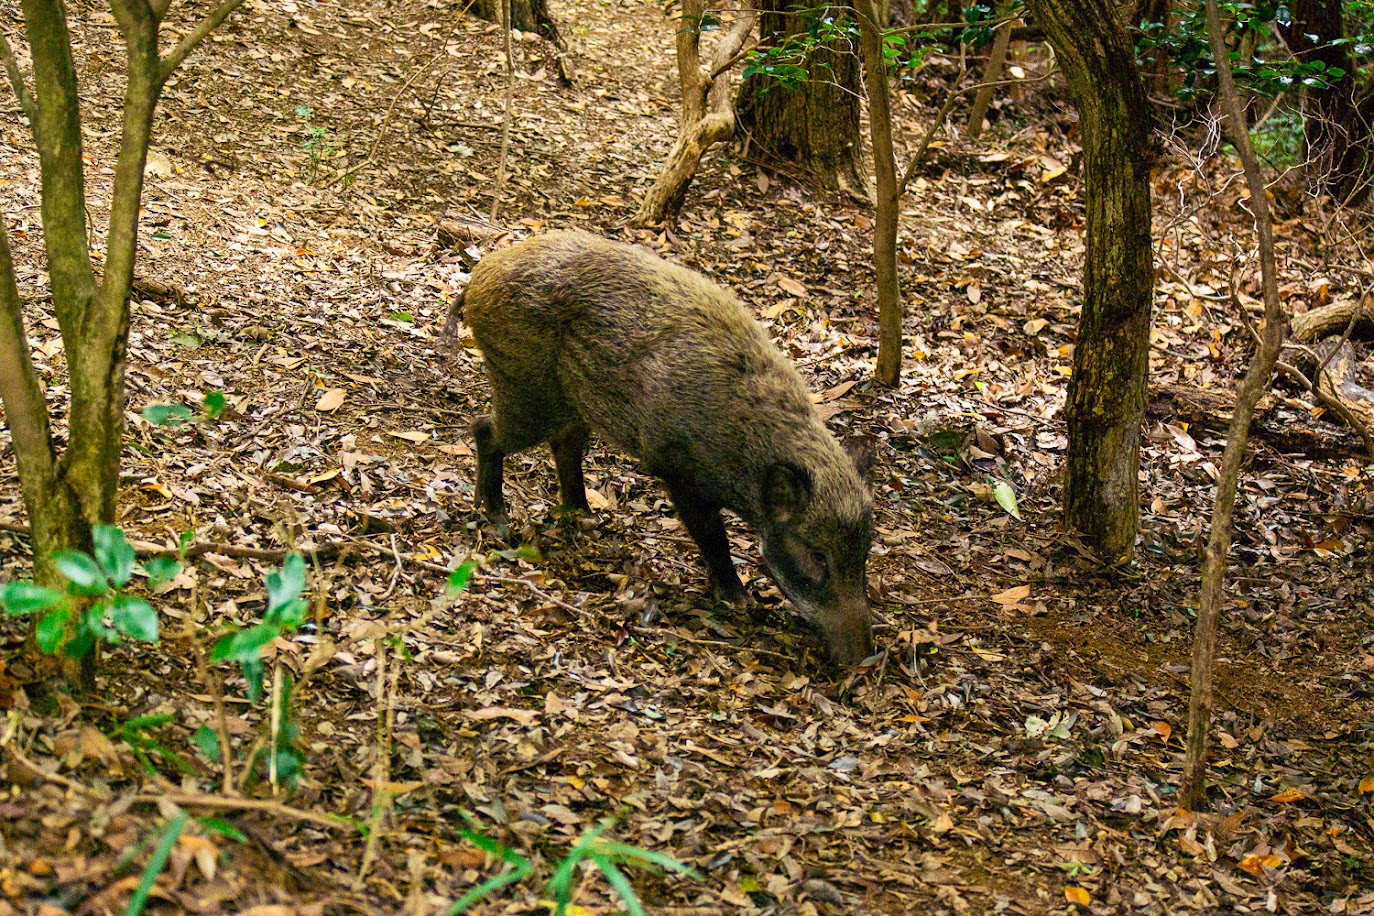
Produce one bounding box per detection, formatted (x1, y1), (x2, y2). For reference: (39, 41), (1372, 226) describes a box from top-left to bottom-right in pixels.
(593, 856), (646, 916)
(35, 607), (69, 654)
(266, 554), (306, 616)
(243, 658), (265, 703)
(547, 820), (613, 909)
(112, 596), (159, 643)
(196, 816), (245, 843)
(141, 403), (195, 427)
(388, 312), (415, 322)
(93, 525), (136, 587)
(170, 331), (203, 350)
(126, 812), (189, 916)
(210, 623), (279, 663)
(446, 832), (532, 916)
(142, 556), (182, 588)
(54, 551), (108, 595)
(202, 391), (227, 420)
(446, 561), (475, 595)
(177, 530), (197, 553)
(992, 480), (1022, 520)
(593, 841), (703, 879)
(0, 581), (65, 616)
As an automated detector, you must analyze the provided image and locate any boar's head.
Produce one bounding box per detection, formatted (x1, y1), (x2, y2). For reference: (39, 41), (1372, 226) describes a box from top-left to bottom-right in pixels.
(757, 460), (874, 666)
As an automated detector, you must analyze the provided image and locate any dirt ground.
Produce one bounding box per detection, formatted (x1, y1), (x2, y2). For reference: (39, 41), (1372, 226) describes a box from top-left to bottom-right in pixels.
(1, 0), (1373, 913)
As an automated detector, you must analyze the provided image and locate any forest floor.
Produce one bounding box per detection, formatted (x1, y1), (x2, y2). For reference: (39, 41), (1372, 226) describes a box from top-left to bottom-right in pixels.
(1, 0), (1373, 913)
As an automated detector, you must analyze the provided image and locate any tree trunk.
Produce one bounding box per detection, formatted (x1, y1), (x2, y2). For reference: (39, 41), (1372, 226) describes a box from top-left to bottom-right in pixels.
(1279, 0), (1374, 202)
(469, 0), (571, 85)
(963, 1), (1015, 141)
(1182, 0), (1287, 810)
(858, 0), (901, 387)
(633, 1), (757, 227)
(735, 3), (866, 197)
(1025, 0), (1156, 563)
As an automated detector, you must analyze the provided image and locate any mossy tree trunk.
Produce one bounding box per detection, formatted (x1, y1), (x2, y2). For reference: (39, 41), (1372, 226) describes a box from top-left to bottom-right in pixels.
(0, 0), (245, 685)
(1024, 0), (1156, 563)
(734, 2), (866, 197)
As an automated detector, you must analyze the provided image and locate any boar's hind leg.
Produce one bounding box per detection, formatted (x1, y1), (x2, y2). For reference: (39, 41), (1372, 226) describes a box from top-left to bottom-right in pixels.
(663, 477), (746, 603)
(472, 416), (508, 523)
(551, 423), (592, 512)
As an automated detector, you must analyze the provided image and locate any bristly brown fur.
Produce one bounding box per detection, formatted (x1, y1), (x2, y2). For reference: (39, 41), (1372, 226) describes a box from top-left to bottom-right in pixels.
(462, 231), (875, 665)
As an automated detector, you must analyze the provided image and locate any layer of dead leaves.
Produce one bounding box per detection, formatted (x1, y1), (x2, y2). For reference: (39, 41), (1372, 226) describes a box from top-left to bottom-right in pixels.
(1, 0), (1372, 913)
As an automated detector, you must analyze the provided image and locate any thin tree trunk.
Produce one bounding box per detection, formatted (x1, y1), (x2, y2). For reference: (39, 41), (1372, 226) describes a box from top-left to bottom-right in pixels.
(1025, 0), (1156, 563)
(963, 2), (1015, 141)
(857, 0), (901, 387)
(0, 220), (76, 589)
(633, 1), (757, 227)
(1181, 0), (1288, 810)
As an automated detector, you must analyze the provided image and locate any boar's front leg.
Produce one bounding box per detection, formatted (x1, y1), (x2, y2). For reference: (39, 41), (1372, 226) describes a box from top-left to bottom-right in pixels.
(663, 476), (747, 603)
(551, 423), (592, 512)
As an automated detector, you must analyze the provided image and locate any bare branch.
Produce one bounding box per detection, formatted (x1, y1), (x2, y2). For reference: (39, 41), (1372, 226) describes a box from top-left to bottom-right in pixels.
(0, 31), (36, 122)
(158, 0), (246, 85)
(490, 0), (515, 223)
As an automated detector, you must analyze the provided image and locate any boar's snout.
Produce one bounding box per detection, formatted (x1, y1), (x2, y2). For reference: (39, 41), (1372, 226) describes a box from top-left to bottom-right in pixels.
(819, 601), (874, 667)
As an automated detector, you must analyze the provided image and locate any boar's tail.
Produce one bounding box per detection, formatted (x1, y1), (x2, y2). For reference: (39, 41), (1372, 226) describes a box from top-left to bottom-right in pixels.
(442, 288), (466, 342)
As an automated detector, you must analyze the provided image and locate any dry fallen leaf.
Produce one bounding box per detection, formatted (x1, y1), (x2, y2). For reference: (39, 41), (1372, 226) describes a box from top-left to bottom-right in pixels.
(1151, 721), (1173, 744)
(1065, 886), (1091, 906)
(1270, 787), (1307, 803)
(990, 584), (1030, 609)
(777, 276), (807, 298)
(315, 387), (346, 412)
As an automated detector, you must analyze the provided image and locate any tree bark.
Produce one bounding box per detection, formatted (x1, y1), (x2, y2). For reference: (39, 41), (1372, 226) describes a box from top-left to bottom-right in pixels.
(735, 3), (866, 197)
(1025, 0), (1156, 563)
(633, 1), (757, 227)
(1278, 0), (1374, 202)
(857, 0), (901, 388)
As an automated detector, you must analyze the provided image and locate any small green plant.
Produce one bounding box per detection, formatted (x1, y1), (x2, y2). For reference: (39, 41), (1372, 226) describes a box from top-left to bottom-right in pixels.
(126, 812), (188, 916)
(209, 552), (310, 786)
(0, 524), (179, 657)
(141, 390), (227, 428)
(295, 105), (335, 181)
(447, 817), (702, 916)
(114, 712), (197, 778)
(123, 813), (245, 916)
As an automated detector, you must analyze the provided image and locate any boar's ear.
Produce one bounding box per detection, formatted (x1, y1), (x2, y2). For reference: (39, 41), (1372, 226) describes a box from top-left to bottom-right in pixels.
(764, 462), (812, 523)
(844, 438), (874, 481)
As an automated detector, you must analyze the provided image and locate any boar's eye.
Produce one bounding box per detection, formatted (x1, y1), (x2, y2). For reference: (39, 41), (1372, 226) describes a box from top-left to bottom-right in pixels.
(807, 548), (830, 582)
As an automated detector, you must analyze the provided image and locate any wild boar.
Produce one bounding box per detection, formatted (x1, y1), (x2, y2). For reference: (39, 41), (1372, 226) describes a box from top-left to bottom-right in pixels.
(452, 230), (875, 666)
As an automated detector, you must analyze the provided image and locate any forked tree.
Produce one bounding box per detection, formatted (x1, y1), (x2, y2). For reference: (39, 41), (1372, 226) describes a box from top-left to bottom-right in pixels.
(1022, 0), (1157, 562)
(0, 0), (244, 680)
(633, 0), (758, 227)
